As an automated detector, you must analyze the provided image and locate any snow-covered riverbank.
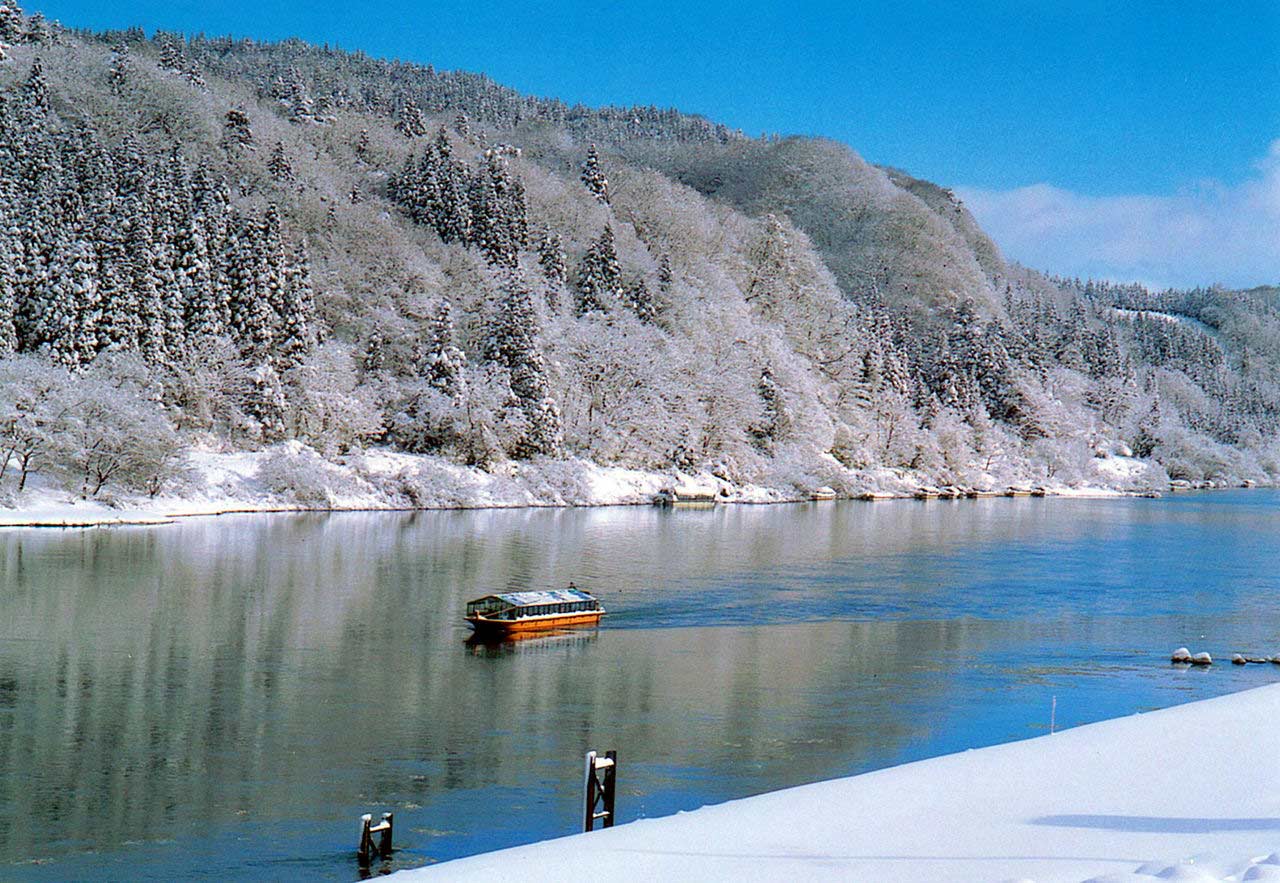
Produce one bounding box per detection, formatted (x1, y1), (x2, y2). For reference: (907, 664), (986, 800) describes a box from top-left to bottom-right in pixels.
(399, 684), (1280, 883)
(0, 441), (1192, 528)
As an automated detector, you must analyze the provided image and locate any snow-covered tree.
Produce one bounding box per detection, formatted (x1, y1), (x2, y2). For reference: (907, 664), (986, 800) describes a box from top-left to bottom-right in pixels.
(285, 342), (380, 454)
(396, 96), (428, 138)
(576, 226), (622, 315)
(420, 298), (467, 397)
(622, 277), (658, 324)
(107, 44), (130, 94)
(222, 107), (253, 152)
(23, 56), (48, 113)
(581, 144), (609, 204)
(267, 140), (295, 183)
(752, 365), (791, 453)
(274, 241), (316, 372)
(0, 355), (67, 491)
(0, 1), (22, 45)
(487, 271), (562, 457)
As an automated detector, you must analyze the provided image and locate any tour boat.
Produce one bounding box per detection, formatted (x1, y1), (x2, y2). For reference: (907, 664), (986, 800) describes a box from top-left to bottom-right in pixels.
(465, 588), (605, 637)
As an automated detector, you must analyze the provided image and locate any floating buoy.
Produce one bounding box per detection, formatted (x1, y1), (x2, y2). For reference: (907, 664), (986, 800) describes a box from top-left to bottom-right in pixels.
(1191, 652), (1212, 666)
(1232, 654), (1247, 665)
(1171, 647), (1192, 663)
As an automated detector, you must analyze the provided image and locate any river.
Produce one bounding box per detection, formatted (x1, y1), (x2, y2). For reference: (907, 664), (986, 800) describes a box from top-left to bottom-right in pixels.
(2, 491), (1277, 879)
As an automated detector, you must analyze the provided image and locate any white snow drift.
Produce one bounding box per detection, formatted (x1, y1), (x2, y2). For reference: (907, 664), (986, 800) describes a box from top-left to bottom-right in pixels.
(400, 685), (1280, 883)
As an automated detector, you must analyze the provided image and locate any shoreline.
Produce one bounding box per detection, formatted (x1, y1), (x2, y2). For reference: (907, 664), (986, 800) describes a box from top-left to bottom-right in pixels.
(0, 483), (1231, 530)
(396, 684), (1280, 883)
(0, 443), (1261, 530)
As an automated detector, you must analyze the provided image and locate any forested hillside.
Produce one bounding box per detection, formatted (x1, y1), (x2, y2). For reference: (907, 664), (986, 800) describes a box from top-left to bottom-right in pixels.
(0, 0), (1276, 512)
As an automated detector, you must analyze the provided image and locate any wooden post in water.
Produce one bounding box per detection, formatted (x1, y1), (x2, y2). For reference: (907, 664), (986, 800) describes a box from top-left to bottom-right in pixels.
(583, 749), (617, 832)
(357, 814), (373, 866)
(357, 811), (394, 865)
(378, 812), (394, 859)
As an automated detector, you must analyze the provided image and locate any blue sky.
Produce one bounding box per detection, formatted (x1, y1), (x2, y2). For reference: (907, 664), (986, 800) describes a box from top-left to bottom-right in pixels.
(28, 1), (1280, 287)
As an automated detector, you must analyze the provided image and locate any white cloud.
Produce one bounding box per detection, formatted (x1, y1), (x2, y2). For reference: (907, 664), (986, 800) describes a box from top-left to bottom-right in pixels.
(957, 140), (1280, 289)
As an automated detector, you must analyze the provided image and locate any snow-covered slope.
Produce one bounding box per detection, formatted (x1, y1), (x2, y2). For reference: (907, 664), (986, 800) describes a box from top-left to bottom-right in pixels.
(399, 684), (1280, 883)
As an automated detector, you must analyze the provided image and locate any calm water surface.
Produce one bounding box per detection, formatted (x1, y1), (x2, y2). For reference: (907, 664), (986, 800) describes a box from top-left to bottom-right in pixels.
(2, 492), (1278, 880)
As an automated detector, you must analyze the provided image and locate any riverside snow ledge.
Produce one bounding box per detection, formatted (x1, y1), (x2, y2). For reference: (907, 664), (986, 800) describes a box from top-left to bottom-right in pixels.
(0, 444), (1192, 528)
(398, 685), (1280, 883)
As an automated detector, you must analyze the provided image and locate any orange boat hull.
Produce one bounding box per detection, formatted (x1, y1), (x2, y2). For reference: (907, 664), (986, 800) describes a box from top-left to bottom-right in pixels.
(466, 610), (605, 636)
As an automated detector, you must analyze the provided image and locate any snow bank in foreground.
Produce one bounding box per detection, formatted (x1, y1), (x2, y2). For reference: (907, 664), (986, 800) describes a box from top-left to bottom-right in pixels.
(0, 442), (1214, 528)
(399, 685), (1280, 883)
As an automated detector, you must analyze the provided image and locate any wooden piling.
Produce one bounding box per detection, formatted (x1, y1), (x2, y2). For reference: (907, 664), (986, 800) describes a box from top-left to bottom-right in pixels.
(583, 749), (618, 832)
(357, 813), (373, 865)
(378, 812), (394, 859)
(357, 811), (393, 865)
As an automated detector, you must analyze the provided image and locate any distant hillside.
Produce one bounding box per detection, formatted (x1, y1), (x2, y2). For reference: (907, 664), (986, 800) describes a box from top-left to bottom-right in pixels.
(0, 0), (1276, 510)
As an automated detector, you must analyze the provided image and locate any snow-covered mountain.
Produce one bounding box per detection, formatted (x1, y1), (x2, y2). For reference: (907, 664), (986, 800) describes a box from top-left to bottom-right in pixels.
(0, 1), (1277, 512)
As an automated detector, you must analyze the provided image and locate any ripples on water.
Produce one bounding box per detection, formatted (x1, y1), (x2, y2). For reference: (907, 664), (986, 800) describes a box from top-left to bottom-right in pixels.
(1, 492), (1278, 879)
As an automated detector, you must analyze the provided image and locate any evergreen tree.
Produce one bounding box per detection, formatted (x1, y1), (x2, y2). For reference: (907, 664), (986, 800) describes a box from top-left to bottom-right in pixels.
(278, 66), (315, 123)
(159, 34), (208, 88)
(580, 143), (609, 204)
(61, 236), (101, 367)
(434, 130), (473, 244)
(575, 226), (622, 315)
(0, 196), (17, 355)
(752, 365), (790, 452)
(421, 298), (466, 397)
(92, 196), (141, 352)
(622, 277), (658, 323)
(24, 56), (48, 114)
(486, 271), (562, 457)
(107, 44), (130, 95)
(355, 128), (369, 159)
(0, 1), (22, 45)
(469, 156), (509, 266)
(21, 10), (47, 43)
(745, 214), (791, 319)
(128, 212), (170, 366)
(361, 329), (385, 375)
(157, 37), (184, 74)
(226, 210), (275, 362)
(267, 140), (295, 183)
(537, 230), (566, 286)
(247, 361), (288, 441)
(222, 107), (253, 152)
(854, 346), (884, 408)
(274, 241), (315, 371)
(396, 96), (428, 138)
(470, 150), (526, 267)
(173, 210), (215, 347)
(657, 253), (673, 294)
(1133, 395), (1162, 458)
(37, 230), (93, 368)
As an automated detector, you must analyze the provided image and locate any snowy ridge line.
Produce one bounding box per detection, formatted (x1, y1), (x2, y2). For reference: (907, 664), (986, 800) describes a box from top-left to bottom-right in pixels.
(397, 684), (1280, 883)
(1109, 306), (1223, 339)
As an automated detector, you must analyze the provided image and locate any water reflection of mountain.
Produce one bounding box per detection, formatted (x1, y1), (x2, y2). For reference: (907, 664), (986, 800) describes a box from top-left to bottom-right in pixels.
(0, 493), (1277, 877)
